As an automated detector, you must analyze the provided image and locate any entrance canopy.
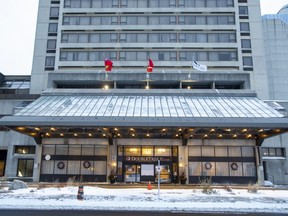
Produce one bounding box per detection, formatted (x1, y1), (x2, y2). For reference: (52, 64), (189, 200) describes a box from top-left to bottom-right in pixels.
(1, 90), (288, 142)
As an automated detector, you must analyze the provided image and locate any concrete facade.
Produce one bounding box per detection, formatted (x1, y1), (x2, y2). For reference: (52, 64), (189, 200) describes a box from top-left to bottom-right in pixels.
(2, 0), (288, 185)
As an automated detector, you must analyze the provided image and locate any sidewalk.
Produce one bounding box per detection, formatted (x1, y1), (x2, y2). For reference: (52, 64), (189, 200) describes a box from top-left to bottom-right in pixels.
(0, 183), (288, 214)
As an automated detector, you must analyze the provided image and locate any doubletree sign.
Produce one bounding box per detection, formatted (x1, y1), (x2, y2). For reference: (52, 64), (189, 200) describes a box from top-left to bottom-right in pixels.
(125, 156), (170, 162)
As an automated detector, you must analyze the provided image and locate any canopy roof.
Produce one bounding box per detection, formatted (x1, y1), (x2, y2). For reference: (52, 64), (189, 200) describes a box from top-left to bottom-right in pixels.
(1, 90), (287, 142)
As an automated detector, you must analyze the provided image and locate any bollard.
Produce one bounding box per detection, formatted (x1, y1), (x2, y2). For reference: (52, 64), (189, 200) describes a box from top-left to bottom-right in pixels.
(77, 185), (84, 200)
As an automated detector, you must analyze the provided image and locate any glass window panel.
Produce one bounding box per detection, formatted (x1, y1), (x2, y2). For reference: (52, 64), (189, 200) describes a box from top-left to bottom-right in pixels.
(126, 52), (137, 60)
(188, 161), (201, 175)
(202, 162), (215, 176)
(127, 16), (137, 25)
(94, 161), (107, 175)
(81, 161), (94, 174)
(101, 17), (111, 25)
(69, 146), (81, 155)
(118, 146), (123, 156)
(41, 161), (54, 174)
(202, 146), (214, 157)
(80, 17), (90, 25)
(208, 33), (218, 42)
(90, 33), (100, 42)
(43, 145), (55, 155)
(196, 16), (206, 25)
(240, 22), (250, 31)
(67, 161), (80, 174)
(149, 16), (159, 25)
(242, 147), (254, 157)
(95, 147), (107, 156)
(195, 0), (205, 7)
(269, 148), (276, 156)
(125, 147), (141, 156)
(81, 0), (91, 8)
(137, 52), (147, 60)
(229, 162), (243, 176)
(215, 146), (227, 157)
(262, 148), (269, 156)
(92, 0), (101, 7)
(50, 7), (59, 17)
(17, 159), (34, 177)
(82, 146), (95, 155)
(243, 57), (253, 66)
(71, 0), (81, 7)
(138, 34), (148, 42)
(89, 51), (99, 61)
(142, 147), (153, 156)
(78, 52), (88, 61)
(155, 146), (171, 156)
(206, 0), (216, 7)
(207, 16), (217, 25)
(149, 34), (158, 42)
(276, 148), (284, 156)
(47, 39), (56, 49)
(228, 146), (241, 157)
(241, 39), (251, 49)
(56, 145), (68, 155)
(215, 162), (229, 176)
(243, 163), (256, 176)
(48, 23), (58, 32)
(45, 57), (55, 66)
(91, 17), (101, 25)
(197, 51), (208, 61)
(196, 33), (207, 42)
(239, 6), (249, 15)
(79, 34), (89, 43)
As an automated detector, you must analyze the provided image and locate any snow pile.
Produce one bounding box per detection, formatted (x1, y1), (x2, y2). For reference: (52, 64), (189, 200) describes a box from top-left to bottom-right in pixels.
(0, 186), (287, 213)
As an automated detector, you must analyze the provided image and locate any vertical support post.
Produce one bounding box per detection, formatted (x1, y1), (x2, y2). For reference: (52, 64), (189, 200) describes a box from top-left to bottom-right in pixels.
(158, 160), (160, 200)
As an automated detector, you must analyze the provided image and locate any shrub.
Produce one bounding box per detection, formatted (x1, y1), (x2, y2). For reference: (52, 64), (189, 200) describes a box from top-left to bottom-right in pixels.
(248, 183), (259, 193)
(199, 176), (214, 194)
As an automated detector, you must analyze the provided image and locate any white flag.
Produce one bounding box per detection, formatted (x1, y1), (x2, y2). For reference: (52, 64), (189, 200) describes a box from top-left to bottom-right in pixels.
(192, 61), (207, 71)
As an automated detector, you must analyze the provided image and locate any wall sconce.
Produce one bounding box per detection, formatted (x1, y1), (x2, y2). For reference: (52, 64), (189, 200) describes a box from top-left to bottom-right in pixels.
(179, 162), (184, 168)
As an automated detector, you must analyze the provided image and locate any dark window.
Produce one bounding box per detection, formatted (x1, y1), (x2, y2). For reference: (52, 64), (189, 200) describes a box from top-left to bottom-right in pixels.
(17, 159), (34, 177)
(48, 23), (58, 33)
(15, 146), (36, 154)
(50, 7), (59, 18)
(262, 148), (285, 157)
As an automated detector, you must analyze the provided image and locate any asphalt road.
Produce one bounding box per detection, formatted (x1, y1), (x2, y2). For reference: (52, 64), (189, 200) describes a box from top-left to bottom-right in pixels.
(0, 210), (287, 216)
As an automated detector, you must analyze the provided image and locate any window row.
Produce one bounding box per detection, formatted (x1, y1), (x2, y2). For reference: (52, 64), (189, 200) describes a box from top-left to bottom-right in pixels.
(59, 51), (238, 61)
(118, 146), (178, 157)
(64, 0), (234, 8)
(61, 32), (237, 43)
(63, 15), (235, 26)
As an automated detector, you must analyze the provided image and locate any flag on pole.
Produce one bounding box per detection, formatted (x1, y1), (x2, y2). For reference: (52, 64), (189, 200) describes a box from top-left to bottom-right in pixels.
(192, 61), (207, 72)
(147, 58), (154, 73)
(104, 58), (113, 72)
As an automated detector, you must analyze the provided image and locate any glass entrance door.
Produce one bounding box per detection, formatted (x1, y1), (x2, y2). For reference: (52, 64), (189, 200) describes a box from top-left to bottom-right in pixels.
(124, 164), (141, 183)
(155, 164), (171, 183)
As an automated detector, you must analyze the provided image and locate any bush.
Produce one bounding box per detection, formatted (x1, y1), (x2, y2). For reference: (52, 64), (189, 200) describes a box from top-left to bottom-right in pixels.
(199, 176), (214, 194)
(248, 183), (259, 193)
(0, 177), (8, 190)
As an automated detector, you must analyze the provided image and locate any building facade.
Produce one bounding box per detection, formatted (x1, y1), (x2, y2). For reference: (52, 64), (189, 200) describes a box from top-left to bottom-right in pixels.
(1, 0), (288, 185)
(260, 5), (288, 185)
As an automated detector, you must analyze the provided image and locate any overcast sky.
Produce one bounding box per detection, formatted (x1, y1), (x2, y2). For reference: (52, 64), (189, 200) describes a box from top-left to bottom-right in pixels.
(0, 0), (287, 76)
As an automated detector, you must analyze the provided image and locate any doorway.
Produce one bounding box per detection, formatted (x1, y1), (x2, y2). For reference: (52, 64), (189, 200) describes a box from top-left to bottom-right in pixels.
(0, 150), (7, 176)
(124, 164), (141, 183)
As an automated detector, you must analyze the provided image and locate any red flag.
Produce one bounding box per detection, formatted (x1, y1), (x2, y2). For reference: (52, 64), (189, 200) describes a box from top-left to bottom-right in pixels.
(147, 58), (154, 73)
(105, 58), (113, 72)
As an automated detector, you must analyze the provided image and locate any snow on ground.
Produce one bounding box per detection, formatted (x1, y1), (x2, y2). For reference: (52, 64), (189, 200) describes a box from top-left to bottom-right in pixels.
(0, 185), (288, 213)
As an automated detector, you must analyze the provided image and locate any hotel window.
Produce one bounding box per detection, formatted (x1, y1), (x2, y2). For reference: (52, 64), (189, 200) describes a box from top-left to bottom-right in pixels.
(81, 0), (91, 8)
(243, 56), (253, 66)
(241, 39), (251, 49)
(142, 147), (154, 156)
(15, 146), (36, 154)
(240, 22), (250, 31)
(47, 39), (56, 50)
(262, 148), (285, 157)
(125, 147), (141, 156)
(17, 159), (34, 177)
(155, 147), (171, 156)
(239, 6), (249, 15)
(48, 23), (58, 33)
(45, 57), (55, 66)
(49, 7), (59, 18)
